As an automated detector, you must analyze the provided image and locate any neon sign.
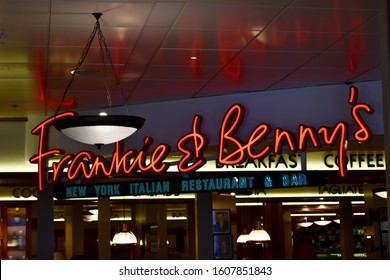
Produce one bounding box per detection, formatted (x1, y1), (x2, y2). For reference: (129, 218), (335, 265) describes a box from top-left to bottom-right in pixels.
(30, 86), (373, 191)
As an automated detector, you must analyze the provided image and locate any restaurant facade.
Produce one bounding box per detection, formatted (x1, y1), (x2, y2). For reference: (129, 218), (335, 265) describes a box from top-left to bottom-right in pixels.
(0, 80), (389, 260)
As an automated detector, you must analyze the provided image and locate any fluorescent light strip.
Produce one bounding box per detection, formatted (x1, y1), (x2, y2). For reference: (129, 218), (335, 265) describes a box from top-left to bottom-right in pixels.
(291, 213), (337, 217)
(282, 201), (339, 206)
(353, 212), (365, 216)
(282, 201), (364, 206)
(55, 217), (186, 222)
(236, 192), (364, 199)
(235, 202), (263, 206)
(167, 217), (187, 220)
(352, 201), (365, 205)
(110, 217), (132, 221)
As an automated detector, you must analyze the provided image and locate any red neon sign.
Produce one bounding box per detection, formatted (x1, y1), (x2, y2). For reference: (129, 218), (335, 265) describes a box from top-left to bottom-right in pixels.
(30, 86), (373, 191)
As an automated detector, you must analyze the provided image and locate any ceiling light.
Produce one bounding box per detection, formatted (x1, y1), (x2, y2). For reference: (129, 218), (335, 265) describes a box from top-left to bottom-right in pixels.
(52, 13), (145, 148)
(112, 204), (137, 245)
(88, 208), (98, 215)
(282, 201), (339, 206)
(235, 202), (263, 206)
(246, 221), (271, 243)
(313, 217), (331, 226)
(237, 233), (249, 243)
(298, 221), (313, 227)
(53, 114), (144, 148)
(297, 217), (313, 228)
(112, 223), (137, 245)
(291, 213), (337, 217)
(374, 189), (387, 199)
(353, 212), (365, 216)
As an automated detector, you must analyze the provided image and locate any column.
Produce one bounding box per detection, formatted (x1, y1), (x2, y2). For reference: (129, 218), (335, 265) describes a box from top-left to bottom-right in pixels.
(380, 0), (390, 257)
(364, 186), (384, 259)
(195, 192), (213, 259)
(157, 204), (168, 259)
(283, 209), (293, 259)
(64, 202), (84, 259)
(37, 187), (54, 260)
(339, 198), (354, 259)
(264, 202), (285, 259)
(98, 197), (111, 259)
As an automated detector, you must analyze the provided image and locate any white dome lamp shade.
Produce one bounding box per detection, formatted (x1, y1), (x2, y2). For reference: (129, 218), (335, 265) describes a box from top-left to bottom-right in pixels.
(237, 229), (249, 243)
(314, 217), (332, 226)
(112, 222), (137, 245)
(246, 221), (271, 243)
(53, 114), (145, 148)
(374, 188), (388, 199)
(297, 217), (313, 228)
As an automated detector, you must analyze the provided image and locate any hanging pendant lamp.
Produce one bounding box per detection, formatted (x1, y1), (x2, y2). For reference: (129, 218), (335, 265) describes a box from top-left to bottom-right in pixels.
(112, 222), (138, 245)
(246, 220), (271, 243)
(237, 229), (249, 243)
(297, 217), (313, 228)
(374, 188), (388, 199)
(112, 204), (137, 245)
(52, 13), (144, 148)
(313, 217), (331, 226)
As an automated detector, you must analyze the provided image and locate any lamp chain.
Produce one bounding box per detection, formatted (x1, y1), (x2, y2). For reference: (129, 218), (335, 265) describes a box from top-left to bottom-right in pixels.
(97, 26), (112, 112)
(54, 19), (99, 115)
(55, 13), (130, 116)
(96, 24), (130, 115)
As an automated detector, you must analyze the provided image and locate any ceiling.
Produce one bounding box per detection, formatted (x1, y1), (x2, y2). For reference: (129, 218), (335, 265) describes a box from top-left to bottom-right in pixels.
(0, 0), (382, 118)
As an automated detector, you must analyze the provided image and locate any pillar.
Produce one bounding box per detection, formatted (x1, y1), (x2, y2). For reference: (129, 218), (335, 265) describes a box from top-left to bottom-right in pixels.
(98, 197), (111, 259)
(64, 202), (84, 259)
(379, 0), (390, 258)
(195, 192), (213, 259)
(37, 187), (54, 260)
(264, 202), (285, 259)
(283, 209), (293, 259)
(339, 198), (354, 259)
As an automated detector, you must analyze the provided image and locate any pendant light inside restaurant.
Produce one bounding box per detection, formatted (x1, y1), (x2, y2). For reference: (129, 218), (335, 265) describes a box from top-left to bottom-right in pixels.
(237, 229), (249, 243)
(313, 217), (332, 226)
(374, 188), (388, 199)
(52, 13), (145, 148)
(112, 205), (137, 245)
(297, 217), (313, 228)
(246, 220), (271, 243)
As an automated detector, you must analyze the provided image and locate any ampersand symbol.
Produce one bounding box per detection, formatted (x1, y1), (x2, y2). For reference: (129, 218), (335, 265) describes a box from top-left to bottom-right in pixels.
(264, 176), (272, 187)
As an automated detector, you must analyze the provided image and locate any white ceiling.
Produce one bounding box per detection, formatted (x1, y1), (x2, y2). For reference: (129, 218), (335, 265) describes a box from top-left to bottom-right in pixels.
(0, 0), (382, 118)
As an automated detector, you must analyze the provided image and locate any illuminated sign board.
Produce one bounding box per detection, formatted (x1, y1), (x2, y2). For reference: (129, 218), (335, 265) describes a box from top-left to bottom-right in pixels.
(30, 86), (373, 192)
(210, 153), (302, 171)
(307, 151), (385, 171)
(319, 184), (364, 195)
(199, 151), (385, 172)
(53, 171), (325, 199)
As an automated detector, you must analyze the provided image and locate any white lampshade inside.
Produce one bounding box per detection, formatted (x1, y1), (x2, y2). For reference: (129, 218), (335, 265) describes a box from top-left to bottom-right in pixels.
(246, 221), (271, 242)
(112, 231), (137, 245)
(237, 233), (249, 243)
(297, 217), (313, 228)
(314, 217), (331, 226)
(53, 115), (145, 147)
(247, 229), (271, 242)
(297, 221), (313, 227)
(112, 222), (137, 245)
(374, 190), (387, 199)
